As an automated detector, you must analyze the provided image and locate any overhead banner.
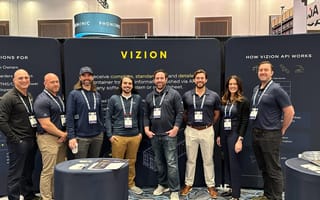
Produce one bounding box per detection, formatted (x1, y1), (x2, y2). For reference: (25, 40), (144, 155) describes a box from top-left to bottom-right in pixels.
(63, 38), (221, 186)
(0, 36), (62, 195)
(74, 12), (121, 38)
(225, 34), (320, 188)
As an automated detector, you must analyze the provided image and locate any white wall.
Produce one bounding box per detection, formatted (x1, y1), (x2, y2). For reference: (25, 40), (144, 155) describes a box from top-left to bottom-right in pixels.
(0, 0), (293, 37)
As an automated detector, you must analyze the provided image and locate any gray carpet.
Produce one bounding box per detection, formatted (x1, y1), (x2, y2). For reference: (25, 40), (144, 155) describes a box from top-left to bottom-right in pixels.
(129, 187), (266, 200)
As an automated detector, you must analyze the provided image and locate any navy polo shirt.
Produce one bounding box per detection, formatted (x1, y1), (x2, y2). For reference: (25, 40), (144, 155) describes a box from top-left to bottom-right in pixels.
(34, 90), (66, 133)
(251, 81), (292, 130)
(183, 87), (220, 126)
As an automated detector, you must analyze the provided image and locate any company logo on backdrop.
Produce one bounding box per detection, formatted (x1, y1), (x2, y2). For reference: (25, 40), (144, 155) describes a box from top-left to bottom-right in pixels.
(120, 50), (167, 60)
(74, 12), (121, 38)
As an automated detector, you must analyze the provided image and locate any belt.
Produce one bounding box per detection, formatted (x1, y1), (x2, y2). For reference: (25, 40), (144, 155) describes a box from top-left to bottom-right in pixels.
(189, 124), (212, 130)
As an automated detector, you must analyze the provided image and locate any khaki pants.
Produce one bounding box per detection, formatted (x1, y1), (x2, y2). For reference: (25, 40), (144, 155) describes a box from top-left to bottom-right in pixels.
(111, 134), (142, 188)
(184, 125), (215, 187)
(37, 134), (66, 200)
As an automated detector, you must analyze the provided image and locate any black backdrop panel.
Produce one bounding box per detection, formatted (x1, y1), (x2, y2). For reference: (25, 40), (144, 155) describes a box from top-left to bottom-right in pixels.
(63, 38), (222, 187)
(0, 36), (62, 195)
(225, 34), (320, 188)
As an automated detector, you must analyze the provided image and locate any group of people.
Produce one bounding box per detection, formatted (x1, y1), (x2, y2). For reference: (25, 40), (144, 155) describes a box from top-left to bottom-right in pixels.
(0, 60), (294, 200)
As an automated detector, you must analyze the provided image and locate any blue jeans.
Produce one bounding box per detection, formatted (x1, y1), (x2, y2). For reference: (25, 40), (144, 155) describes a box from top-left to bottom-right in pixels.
(252, 128), (283, 200)
(151, 135), (180, 192)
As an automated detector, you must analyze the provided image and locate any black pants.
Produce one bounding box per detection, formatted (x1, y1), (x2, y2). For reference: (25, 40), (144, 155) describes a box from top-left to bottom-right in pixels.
(252, 128), (283, 200)
(7, 139), (37, 200)
(222, 130), (241, 198)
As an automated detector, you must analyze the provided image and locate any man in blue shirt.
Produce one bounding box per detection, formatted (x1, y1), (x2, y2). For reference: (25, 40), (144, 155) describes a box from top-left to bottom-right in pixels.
(34, 73), (67, 200)
(106, 76), (143, 194)
(180, 69), (220, 199)
(144, 69), (184, 200)
(250, 61), (294, 200)
(66, 66), (104, 158)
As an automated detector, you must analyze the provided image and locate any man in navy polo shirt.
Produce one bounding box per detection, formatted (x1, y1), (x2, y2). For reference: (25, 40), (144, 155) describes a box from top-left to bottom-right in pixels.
(180, 69), (220, 199)
(250, 61), (294, 200)
(34, 73), (67, 200)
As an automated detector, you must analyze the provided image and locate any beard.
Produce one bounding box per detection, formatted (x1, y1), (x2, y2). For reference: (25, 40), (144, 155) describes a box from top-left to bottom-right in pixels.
(196, 82), (205, 89)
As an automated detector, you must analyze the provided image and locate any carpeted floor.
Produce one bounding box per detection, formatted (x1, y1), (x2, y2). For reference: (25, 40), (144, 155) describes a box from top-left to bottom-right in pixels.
(129, 187), (266, 200)
(0, 187), (283, 200)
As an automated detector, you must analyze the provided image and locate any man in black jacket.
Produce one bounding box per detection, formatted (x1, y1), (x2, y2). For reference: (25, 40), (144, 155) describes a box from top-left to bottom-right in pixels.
(0, 69), (39, 200)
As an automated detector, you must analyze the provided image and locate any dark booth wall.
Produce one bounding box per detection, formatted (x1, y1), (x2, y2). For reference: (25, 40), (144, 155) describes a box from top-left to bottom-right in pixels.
(0, 36), (62, 195)
(0, 34), (320, 193)
(62, 38), (222, 187)
(225, 34), (320, 188)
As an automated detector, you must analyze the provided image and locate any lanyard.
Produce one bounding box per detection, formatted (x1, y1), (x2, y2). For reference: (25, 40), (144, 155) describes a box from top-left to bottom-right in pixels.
(43, 89), (65, 113)
(153, 92), (166, 107)
(120, 95), (133, 115)
(193, 94), (206, 110)
(224, 101), (234, 117)
(18, 94), (33, 114)
(81, 90), (96, 111)
(253, 80), (273, 107)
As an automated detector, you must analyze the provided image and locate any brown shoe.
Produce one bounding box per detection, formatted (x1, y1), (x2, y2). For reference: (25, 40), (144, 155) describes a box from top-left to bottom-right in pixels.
(180, 185), (192, 196)
(207, 187), (217, 199)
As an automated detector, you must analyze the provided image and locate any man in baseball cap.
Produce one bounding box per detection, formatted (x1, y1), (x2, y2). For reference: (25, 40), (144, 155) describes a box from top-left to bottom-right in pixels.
(79, 66), (93, 75)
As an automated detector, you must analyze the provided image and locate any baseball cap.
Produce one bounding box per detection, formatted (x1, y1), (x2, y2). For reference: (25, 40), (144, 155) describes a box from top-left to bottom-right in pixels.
(79, 66), (93, 75)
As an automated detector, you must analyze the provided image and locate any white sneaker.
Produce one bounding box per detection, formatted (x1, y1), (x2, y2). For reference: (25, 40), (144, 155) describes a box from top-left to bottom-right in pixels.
(130, 185), (143, 194)
(170, 192), (179, 200)
(153, 184), (170, 195)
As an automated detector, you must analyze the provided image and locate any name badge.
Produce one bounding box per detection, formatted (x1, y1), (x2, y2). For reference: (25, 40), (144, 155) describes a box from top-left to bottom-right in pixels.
(194, 111), (203, 122)
(224, 118), (232, 130)
(153, 107), (161, 119)
(124, 116), (133, 128)
(250, 108), (258, 120)
(60, 114), (66, 127)
(29, 115), (37, 128)
(88, 112), (97, 124)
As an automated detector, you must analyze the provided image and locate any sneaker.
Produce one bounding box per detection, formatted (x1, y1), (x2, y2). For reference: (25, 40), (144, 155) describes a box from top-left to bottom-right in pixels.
(207, 186), (218, 199)
(130, 185), (143, 194)
(153, 184), (170, 195)
(170, 192), (179, 200)
(221, 189), (232, 197)
(180, 185), (192, 196)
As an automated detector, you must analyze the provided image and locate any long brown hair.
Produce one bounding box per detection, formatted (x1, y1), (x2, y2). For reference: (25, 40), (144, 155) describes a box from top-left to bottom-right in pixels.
(221, 75), (245, 105)
(73, 80), (97, 92)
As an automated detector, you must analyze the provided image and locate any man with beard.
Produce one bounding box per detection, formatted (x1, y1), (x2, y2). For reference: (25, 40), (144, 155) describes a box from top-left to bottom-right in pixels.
(34, 73), (67, 200)
(144, 69), (184, 200)
(0, 69), (40, 200)
(106, 76), (143, 194)
(66, 66), (104, 158)
(180, 69), (220, 199)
